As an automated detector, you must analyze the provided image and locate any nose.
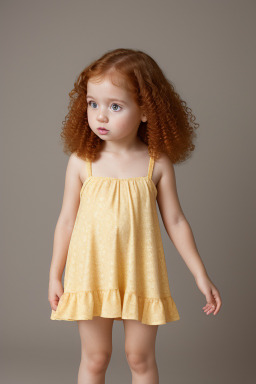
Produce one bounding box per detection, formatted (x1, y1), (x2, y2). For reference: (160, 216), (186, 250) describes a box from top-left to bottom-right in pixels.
(96, 107), (108, 123)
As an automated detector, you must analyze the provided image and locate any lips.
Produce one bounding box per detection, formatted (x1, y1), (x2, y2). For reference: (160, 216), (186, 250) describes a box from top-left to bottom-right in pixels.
(97, 127), (109, 135)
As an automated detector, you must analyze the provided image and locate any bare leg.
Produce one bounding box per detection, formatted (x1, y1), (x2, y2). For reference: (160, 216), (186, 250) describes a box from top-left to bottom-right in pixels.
(77, 316), (114, 384)
(123, 319), (159, 384)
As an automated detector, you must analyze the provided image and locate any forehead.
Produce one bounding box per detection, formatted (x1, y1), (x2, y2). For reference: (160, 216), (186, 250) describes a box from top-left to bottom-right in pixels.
(87, 74), (130, 98)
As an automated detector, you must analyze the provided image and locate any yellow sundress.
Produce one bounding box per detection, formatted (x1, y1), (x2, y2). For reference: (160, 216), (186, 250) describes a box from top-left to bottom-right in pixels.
(50, 155), (180, 325)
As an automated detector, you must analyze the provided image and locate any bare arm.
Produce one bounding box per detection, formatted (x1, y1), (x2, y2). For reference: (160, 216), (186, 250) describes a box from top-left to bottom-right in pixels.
(49, 153), (82, 281)
(155, 153), (222, 315)
(156, 154), (207, 279)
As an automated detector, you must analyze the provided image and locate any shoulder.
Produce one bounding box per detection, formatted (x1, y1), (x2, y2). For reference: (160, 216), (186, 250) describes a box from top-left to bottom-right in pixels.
(154, 153), (175, 184)
(68, 152), (91, 183)
(154, 152), (173, 168)
(66, 152), (84, 181)
(67, 152), (82, 171)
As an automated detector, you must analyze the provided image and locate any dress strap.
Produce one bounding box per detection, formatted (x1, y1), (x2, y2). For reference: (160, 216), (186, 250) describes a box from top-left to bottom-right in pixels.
(147, 157), (155, 179)
(85, 160), (92, 177)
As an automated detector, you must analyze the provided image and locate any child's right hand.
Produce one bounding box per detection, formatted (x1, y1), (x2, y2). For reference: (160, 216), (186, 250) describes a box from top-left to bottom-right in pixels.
(48, 279), (64, 311)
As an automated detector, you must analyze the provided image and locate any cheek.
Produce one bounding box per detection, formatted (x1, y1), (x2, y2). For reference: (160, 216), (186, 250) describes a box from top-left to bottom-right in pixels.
(113, 111), (138, 129)
(87, 110), (95, 125)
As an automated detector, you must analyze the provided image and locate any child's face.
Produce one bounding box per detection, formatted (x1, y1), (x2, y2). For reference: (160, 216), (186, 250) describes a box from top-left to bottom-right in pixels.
(86, 76), (147, 142)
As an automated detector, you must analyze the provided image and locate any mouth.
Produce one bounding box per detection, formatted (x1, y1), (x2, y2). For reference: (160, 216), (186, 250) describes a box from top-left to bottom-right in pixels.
(97, 127), (109, 134)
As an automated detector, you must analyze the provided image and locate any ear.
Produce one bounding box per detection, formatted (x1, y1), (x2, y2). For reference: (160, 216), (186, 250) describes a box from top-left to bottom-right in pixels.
(141, 113), (147, 122)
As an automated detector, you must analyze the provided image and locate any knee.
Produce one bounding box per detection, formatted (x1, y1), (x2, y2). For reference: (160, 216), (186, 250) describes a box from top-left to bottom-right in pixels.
(125, 350), (153, 374)
(82, 350), (112, 374)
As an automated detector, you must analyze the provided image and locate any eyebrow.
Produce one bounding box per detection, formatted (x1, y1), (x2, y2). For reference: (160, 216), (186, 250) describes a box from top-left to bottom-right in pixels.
(86, 95), (127, 104)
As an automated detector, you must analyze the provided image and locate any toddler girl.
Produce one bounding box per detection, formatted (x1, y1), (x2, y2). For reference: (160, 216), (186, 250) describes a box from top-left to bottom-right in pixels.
(48, 48), (222, 384)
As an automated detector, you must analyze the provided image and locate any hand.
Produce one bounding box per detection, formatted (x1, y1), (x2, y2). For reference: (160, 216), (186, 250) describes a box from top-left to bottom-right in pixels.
(195, 273), (222, 316)
(48, 278), (64, 311)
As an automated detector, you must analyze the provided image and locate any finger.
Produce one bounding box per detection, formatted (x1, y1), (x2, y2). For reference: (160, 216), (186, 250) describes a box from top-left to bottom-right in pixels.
(205, 298), (216, 312)
(206, 302), (215, 312)
(205, 292), (213, 304)
(51, 298), (59, 309)
(203, 287), (218, 311)
(212, 290), (221, 309)
(206, 305), (215, 315)
(213, 296), (222, 315)
(205, 297), (216, 312)
(49, 302), (57, 311)
(212, 289), (221, 302)
(204, 307), (214, 314)
(203, 300), (215, 310)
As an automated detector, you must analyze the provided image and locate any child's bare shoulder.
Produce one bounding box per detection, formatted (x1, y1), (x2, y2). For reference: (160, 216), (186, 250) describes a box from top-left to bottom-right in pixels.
(66, 152), (85, 182)
(68, 152), (90, 183)
(155, 152), (172, 165)
(69, 152), (82, 164)
(154, 153), (174, 183)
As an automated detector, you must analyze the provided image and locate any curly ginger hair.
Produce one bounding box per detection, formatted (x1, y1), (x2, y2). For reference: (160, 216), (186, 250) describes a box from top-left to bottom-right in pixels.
(60, 48), (199, 164)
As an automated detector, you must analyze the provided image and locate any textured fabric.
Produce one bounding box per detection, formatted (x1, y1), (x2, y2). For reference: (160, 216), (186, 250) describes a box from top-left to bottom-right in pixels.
(50, 156), (180, 325)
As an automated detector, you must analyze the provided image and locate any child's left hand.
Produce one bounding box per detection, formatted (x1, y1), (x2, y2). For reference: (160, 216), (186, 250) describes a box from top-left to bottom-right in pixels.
(194, 273), (222, 316)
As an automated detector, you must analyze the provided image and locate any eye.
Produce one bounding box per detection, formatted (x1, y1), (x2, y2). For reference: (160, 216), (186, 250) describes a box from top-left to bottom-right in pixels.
(111, 103), (122, 112)
(87, 101), (97, 108)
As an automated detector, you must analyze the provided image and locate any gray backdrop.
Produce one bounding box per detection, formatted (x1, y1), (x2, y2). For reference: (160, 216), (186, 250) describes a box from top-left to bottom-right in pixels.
(1, 0), (255, 383)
